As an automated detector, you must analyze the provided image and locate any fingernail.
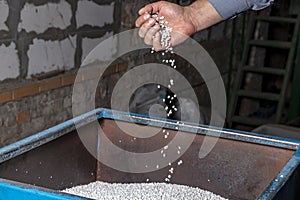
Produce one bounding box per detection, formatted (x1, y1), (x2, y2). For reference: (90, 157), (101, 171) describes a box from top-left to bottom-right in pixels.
(148, 18), (154, 24)
(144, 14), (150, 20)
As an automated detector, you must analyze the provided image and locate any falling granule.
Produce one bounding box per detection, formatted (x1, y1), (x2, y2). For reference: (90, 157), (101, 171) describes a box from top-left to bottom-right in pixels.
(169, 59), (175, 64)
(163, 153), (166, 157)
(166, 132), (170, 136)
(168, 175), (172, 179)
(150, 13), (180, 125)
(151, 47), (155, 53)
(177, 160), (183, 166)
(63, 181), (228, 200)
(170, 79), (174, 85)
(157, 85), (161, 89)
(156, 165), (160, 169)
(163, 129), (166, 133)
(164, 145), (168, 150)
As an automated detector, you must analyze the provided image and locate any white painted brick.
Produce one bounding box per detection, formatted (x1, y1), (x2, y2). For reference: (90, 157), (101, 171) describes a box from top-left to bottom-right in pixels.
(19, 0), (72, 34)
(81, 32), (115, 62)
(0, 1), (9, 31)
(27, 37), (76, 77)
(0, 43), (20, 81)
(76, 1), (114, 28)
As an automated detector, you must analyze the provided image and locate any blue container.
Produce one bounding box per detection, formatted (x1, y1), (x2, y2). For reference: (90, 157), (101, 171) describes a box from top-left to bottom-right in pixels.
(0, 108), (299, 199)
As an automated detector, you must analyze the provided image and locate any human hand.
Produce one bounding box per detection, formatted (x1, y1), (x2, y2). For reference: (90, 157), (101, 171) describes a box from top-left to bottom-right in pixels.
(135, 0), (222, 51)
(135, 1), (196, 51)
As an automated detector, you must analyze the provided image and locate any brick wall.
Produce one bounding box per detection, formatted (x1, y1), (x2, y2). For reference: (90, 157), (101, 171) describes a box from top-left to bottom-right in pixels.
(0, 0), (233, 147)
(0, 0), (120, 147)
(0, 0), (118, 80)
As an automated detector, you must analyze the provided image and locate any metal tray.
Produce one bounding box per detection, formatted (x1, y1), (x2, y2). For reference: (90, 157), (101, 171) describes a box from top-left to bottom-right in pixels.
(0, 108), (299, 200)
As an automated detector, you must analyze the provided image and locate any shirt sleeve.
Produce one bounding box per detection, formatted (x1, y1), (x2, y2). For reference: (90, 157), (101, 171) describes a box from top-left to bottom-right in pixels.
(208, 0), (274, 19)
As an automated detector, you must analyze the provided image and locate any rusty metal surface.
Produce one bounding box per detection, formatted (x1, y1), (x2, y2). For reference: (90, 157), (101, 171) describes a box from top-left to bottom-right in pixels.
(0, 126), (97, 190)
(97, 119), (295, 200)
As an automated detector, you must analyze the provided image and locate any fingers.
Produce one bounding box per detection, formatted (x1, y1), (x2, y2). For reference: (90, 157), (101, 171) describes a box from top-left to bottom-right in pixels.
(144, 23), (160, 45)
(138, 18), (156, 38)
(136, 1), (165, 51)
(135, 13), (150, 27)
(153, 32), (163, 51)
(138, 3), (160, 15)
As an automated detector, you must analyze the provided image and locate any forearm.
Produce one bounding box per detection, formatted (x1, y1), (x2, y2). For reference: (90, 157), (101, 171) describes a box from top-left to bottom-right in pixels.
(184, 0), (222, 32)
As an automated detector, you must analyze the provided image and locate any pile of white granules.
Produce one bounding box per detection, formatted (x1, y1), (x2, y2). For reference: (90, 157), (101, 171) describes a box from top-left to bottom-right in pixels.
(62, 181), (228, 200)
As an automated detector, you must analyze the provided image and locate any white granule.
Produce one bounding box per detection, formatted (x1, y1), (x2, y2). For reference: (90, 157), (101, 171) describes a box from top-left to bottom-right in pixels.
(62, 181), (228, 200)
(151, 13), (172, 51)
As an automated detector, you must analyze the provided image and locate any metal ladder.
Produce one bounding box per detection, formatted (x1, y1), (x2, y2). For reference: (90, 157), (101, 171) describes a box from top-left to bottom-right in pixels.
(227, 12), (300, 128)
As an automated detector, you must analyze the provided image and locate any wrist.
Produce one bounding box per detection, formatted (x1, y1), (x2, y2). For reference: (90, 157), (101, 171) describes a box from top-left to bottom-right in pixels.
(184, 0), (222, 32)
(183, 5), (199, 33)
